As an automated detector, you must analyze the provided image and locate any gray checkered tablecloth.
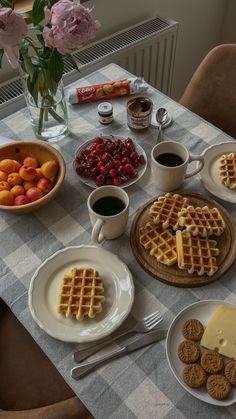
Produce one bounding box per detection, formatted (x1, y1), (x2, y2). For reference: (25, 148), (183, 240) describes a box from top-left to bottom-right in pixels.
(1, 63), (236, 419)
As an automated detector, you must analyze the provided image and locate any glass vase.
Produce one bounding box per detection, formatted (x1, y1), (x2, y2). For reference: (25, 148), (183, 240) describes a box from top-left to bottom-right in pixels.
(21, 70), (68, 142)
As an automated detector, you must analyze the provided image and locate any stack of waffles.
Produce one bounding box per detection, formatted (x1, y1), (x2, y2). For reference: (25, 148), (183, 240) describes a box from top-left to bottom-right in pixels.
(58, 267), (105, 320)
(139, 193), (225, 276)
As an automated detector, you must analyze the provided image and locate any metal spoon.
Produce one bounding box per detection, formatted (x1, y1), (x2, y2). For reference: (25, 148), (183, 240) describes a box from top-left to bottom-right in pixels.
(156, 107), (168, 142)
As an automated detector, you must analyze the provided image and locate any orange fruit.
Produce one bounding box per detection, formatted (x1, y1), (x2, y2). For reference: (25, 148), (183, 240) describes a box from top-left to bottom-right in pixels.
(23, 156), (38, 168)
(41, 160), (58, 178)
(0, 181), (10, 191)
(7, 172), (22, 186)
(0, 170), (8, 181)
(19, 165), (37, 181)
(23, 181), (37, 191)
(0, 190), (14, 206)
(0, 159), (19, 174)
(11, 185), (25, 197)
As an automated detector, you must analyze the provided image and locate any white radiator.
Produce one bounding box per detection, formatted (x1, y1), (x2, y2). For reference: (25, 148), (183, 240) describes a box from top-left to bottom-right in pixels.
(0, 15), (178, 119)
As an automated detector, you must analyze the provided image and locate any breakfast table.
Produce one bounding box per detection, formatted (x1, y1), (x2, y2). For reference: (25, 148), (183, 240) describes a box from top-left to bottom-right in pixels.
(1, 63), (236, 419)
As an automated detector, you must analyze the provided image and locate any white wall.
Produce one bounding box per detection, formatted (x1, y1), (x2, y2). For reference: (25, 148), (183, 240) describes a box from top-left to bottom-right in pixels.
(0, 0), (234, 101)
(87, 0), (226, 100)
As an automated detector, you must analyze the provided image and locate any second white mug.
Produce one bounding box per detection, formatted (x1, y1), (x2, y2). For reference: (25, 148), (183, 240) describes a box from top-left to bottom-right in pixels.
(87, 185), (129, 243)
(151, 140), (204, 191)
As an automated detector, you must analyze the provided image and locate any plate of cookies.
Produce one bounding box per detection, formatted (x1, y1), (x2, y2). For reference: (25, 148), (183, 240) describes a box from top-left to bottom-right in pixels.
(28, 245), (134, 343)
(199, 142), (236, 203)
(166, 299), (236, 406)
(130, 191), (236, 287)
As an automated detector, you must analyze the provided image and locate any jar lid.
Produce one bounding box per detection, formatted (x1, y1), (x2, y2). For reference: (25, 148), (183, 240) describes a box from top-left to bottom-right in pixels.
(97, 102), (113, 115)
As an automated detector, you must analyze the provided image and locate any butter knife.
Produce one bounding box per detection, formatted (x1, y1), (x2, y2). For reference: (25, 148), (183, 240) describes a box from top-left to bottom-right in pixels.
(71, 328), (167, 380)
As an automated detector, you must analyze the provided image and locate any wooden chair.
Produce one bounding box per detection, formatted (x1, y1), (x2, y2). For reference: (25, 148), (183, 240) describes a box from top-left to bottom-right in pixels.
(0, 298), (93, 419)
(179, 43), (236, 138)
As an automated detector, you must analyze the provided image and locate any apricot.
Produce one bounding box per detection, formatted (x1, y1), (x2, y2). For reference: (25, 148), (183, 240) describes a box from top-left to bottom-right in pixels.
(13, 160), (21, 172)
(7, 172), (22, 186)
(26, 187), (43, 202)
(37, 177), (53, 194)
(11, 185), (25, 197)
(23, 181), (37, 191)
(35, 168), (43, 181)
(0, 170), (8, 181)
(23, 156), (38, 168)
(19, 165), (37, 181)
(0, 159), (20, 174)
(0, 181), (10, 191)
(41, 160), (58, 178)
(14, 194), (30, 206)
(0, 190), (14, 206)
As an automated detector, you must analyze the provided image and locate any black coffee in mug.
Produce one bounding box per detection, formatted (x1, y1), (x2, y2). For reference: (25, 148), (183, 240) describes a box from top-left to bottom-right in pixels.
(155, 152), (184, 167)
(92, 196), (125, 216)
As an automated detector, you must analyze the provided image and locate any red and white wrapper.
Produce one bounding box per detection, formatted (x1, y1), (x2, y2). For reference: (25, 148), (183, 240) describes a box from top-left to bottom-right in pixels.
(68, 77), (148, 104)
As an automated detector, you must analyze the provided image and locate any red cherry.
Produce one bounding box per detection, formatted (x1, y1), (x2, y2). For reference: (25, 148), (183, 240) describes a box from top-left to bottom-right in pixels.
(94, 136), (103, 144)
(113, 160), (121, 168)
(95, 175), (105, 186)
(130, 151), (138, 160)
(114, 152), (121, 160)
(105, 162), (113, 171)
(105, 176), (113, 185)
(99, 165), (108, 175)
(101, 152), (112, 163)
(139, 155), (145, 164)
(109, 168), (117, 177)
(96, 145), (105, 154)
(125, 163), (133, 174)
(121, 157), (130, 165)
(113, 177), (121, 186)
(117, 166), (125, 176)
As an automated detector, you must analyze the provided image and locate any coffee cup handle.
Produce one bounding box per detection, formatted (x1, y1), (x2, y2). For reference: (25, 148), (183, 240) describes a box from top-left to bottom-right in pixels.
(185, 155), (204, 179)
(91, 219), (105, 243)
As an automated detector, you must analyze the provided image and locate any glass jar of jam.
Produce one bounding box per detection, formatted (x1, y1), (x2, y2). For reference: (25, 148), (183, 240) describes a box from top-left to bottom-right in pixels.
(97, 102), (113, 125)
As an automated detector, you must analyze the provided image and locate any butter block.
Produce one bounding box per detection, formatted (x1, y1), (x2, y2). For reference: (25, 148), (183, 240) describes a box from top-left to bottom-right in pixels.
(200, 304), (236, 360)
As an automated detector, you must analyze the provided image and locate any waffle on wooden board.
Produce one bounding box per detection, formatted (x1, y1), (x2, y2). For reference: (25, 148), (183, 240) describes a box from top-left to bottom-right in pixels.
(130, 192), (236, 287)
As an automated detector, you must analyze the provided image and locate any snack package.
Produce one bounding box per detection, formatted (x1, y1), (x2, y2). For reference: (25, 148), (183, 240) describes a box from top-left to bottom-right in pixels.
(68, 77), (148, 104)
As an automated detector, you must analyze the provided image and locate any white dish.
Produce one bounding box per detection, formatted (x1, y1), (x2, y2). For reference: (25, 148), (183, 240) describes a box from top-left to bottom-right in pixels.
(199, 142), (236, 203)
(73, 135), (147, 189)
(166, 299), (236, 406)
(29, 245), (134, 343)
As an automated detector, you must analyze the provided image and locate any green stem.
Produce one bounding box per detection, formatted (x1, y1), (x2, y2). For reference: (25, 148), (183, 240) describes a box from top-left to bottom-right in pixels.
(38, 106), (45, 135)
(48, 107), (65, 123)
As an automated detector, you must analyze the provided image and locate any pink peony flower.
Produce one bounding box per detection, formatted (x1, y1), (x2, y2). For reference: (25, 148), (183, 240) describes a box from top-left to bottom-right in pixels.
(0, 7), (27, 68)
(43, 0), (100, 55)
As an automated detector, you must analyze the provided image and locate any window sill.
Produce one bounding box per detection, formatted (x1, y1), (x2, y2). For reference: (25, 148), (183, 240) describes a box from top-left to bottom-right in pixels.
(15, 0), (88, 13)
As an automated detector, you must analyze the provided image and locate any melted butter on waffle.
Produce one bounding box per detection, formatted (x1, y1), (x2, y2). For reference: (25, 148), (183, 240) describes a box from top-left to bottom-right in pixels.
(58, 267), (105, 320)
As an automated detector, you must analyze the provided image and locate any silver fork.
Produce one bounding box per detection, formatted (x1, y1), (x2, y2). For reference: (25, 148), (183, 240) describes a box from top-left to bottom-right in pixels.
(73, 310), (162, 362)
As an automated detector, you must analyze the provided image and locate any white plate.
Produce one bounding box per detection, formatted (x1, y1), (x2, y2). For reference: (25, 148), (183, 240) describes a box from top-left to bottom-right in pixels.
(199, 142), (236, 203)
(73, 135), (147, 188)
(166, 300), (236, 406)
(28, 245), (134, 343)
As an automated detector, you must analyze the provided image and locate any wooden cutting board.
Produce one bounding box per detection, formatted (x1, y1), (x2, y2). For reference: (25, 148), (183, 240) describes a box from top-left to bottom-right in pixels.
(130, 192), (236, 287)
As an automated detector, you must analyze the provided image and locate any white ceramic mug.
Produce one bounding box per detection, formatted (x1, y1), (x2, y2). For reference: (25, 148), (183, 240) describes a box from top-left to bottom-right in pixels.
(151, 141), (204, 191)
(87, 186), (129, 243)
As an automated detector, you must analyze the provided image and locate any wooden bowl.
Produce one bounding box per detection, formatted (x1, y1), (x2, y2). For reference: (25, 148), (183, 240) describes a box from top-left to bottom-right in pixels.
(0, 140), (65, 214)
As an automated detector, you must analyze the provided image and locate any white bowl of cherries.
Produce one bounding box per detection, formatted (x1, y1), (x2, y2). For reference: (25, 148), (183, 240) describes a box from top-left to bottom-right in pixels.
(73, 135), (147, 188)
